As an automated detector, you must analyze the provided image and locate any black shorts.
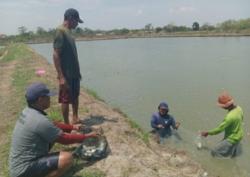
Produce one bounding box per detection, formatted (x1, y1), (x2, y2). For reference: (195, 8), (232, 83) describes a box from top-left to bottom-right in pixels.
(18, 152), (59, 177)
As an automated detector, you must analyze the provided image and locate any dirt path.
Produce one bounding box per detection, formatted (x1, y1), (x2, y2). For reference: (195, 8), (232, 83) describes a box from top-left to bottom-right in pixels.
(0, 45), (211, 177)
(0, 59), (17, 141)
(0, 56), (18, 176)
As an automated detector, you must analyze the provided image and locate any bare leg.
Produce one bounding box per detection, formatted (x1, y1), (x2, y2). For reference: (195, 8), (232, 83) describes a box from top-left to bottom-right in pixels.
(62, 103), (69, 124)
(71, 97), (79, 124)
(45, 151), (73, 177)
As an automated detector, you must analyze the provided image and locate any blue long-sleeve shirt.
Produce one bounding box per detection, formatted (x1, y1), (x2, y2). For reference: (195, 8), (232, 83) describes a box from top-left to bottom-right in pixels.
(151, 112), (176, 136)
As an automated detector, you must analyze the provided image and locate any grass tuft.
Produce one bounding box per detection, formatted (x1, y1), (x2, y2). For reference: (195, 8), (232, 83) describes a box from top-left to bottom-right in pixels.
(85, 88), (105, 102)
(2, 43), (31, 62)
(78, 169), (106, 177)
(113, 107), (150, 144)
(48, 109), (63, 122)
(12, 66), (34, 107)
(127, 118), (150, 144)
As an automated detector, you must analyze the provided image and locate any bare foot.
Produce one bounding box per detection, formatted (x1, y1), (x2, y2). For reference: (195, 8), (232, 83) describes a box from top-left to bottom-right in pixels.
(71, 117), (81, 125)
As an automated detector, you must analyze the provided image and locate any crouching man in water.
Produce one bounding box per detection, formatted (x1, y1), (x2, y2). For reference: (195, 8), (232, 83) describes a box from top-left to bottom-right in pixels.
(9, 83), (96, 177)
(151, 102), (180, 143)
(201, 92), (243, 158)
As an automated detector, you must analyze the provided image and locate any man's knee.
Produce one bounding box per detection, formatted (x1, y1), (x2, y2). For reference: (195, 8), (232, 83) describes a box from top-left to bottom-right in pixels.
(58, 151), (73, 168)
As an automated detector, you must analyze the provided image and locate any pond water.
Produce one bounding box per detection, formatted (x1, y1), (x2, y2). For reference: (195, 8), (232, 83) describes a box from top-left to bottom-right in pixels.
(30, 37), (250, 177)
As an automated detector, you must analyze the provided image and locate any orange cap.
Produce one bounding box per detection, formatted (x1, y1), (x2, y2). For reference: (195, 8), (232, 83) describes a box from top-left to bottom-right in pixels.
(217, 91), (234, 108)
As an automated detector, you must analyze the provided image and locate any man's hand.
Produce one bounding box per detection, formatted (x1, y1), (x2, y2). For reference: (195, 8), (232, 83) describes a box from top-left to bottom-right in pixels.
(73, 124), (84, 131)
(175, 122), (180, 129)
(201, 131), (209, 137)
(91, 126), (104, 136)
(157, 124), (164, 129)
(58, 76), (67, 87)
(86, 132), (97, 137)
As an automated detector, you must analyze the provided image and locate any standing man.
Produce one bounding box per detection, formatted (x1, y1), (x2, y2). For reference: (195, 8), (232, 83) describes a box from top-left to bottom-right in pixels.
(53, 8), (83, 124)
(201, 92), (244, 157)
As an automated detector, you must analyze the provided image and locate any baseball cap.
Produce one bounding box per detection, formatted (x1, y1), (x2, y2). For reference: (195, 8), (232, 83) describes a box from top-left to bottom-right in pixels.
(25, 82), (56, 102)
(64, 8), (83, 23)
(158, 102), (168, 109)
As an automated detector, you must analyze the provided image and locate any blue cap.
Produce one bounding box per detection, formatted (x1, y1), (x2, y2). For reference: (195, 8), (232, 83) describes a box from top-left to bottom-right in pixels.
(158, 102), (168, 109)
(64, 8), (83, 23)
(25, 83), (56, 102)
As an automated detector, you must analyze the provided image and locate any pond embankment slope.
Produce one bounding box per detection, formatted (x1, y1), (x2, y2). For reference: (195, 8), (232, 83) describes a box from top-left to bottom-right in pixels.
(0, 43), (212, 177)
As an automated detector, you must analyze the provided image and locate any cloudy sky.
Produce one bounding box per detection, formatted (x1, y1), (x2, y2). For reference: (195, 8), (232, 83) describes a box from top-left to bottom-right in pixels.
(1, 0), (250, 35)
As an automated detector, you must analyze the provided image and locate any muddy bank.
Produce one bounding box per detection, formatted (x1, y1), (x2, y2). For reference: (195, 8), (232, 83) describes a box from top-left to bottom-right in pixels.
(0, 44), (212, 177)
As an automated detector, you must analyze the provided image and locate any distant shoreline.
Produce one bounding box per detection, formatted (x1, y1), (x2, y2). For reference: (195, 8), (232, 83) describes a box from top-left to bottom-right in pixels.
(76, 32), (250, 41)
(1, 31), (250, 46)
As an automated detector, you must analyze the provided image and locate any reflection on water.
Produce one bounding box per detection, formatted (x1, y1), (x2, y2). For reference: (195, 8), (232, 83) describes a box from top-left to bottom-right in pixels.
(30, 37), (250, 177)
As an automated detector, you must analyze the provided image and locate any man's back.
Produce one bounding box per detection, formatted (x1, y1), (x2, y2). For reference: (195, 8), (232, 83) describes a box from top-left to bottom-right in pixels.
(224, 106), (244, 143)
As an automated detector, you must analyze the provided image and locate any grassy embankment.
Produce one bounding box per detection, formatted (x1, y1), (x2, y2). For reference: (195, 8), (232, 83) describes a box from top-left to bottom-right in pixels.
(0, 44), (101, 177)
(0, 44), (34, 177)
(0, 43), (149, 177)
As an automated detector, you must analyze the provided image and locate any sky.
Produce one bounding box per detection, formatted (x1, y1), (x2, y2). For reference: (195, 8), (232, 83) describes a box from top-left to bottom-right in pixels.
(0, 0), (250, 35)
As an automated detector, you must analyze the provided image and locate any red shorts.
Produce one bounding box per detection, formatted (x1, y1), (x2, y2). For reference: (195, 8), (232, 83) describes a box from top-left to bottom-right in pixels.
(58, 78), (80, 104)
(59, 85), (71, 104)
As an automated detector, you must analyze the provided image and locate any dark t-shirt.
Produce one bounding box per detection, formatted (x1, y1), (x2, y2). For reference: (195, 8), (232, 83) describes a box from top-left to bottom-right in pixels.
(9, 107), (61, 177)
(151, 112), (176, 136)
(53, 25), (81, 80)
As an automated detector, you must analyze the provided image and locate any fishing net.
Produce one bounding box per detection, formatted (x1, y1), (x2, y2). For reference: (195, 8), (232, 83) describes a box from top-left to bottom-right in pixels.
(73, 136), (110, 161)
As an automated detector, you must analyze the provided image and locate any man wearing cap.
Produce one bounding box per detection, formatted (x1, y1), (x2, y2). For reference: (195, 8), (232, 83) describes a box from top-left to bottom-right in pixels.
(151, 102), (180, 143)
(9, 83), (96, 177)
(53, 8), (83, 124)
(201, 92), (244, 157)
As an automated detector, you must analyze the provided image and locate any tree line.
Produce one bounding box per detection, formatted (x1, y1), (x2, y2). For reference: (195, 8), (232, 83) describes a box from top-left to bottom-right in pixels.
(1, 18), (250, 44)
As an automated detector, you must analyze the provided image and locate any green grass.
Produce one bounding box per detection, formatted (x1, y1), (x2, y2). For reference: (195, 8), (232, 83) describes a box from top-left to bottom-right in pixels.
(0, 47), (5, 56)
(0, 45), (32, 177)
(0, 44), (34, 177)
(48, 109), (64, 122)
(79, 106), (89, 114)
(113, 107), (150, 144)
(0, 128), (12, 177)
(1, 43), (31, 62)
(85, 88), (105, 102)
(112, 107), (128, 117)
(127, 118), (150, 144)
(78, 169), (106, 177)
(0, 43), (63, 177)
(12, 66), (34, 107)
(60, 163), (106, 177)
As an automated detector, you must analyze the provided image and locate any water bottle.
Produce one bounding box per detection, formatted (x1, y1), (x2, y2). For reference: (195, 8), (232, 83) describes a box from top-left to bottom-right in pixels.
(195, 134), (203, 150)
